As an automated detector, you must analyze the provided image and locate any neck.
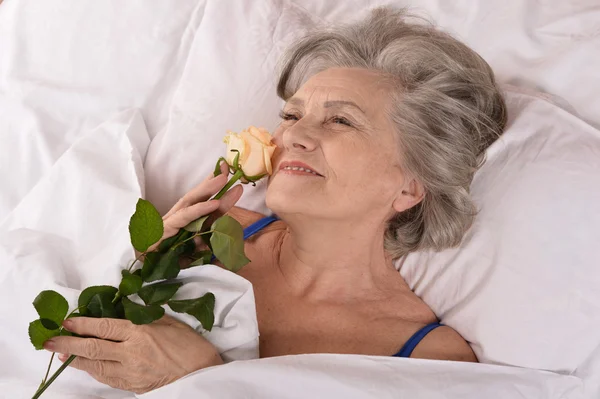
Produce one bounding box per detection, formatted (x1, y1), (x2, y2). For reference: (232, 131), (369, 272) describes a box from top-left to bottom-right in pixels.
(275, 214), (406, 302)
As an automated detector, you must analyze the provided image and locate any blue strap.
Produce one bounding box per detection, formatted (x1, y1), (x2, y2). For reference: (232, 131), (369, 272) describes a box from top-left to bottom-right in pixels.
(242, 214), (279, 240)
(210, 215), (279, 263)
(393, 323), (443, 358)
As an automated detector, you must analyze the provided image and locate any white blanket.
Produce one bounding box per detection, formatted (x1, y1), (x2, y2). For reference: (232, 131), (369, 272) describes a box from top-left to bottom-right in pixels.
(139, 354), (585, 399)
(0, 110), (258, 398)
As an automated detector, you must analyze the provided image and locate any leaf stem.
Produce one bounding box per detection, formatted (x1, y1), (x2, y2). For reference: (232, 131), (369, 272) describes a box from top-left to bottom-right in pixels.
(127, 252), (146, 273)
(31, 355), (76, 399)
(171, 230), (216, 253)
(64, 305), (86, 320)
(212, 169), (244, 200)
(111, 292), (122, 304)
(195, 230), (215, 236)
(40, 352), (55, 386)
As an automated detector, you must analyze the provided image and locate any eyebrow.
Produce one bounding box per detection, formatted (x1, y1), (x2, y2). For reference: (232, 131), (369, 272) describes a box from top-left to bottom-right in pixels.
(324, 100), (365, 114)
(286, 98), (366, 114)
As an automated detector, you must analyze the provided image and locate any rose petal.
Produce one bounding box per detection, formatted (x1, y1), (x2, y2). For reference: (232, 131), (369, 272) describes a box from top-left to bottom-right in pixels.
(240, 132), (268, 176)
(224, 133), (248, 166)
(263, 148), (272, 175)
(248, 126), (273, 145)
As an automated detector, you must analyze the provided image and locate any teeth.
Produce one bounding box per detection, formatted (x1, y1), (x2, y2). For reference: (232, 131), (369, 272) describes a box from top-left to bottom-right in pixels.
(283, 166), (318, 175)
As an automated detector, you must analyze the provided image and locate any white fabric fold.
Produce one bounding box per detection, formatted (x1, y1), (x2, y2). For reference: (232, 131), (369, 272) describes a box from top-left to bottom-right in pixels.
(0, 109), (258, 398)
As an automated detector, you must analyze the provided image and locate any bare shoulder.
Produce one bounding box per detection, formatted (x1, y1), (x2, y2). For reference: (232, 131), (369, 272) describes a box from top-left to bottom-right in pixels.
(226, 206), (284, 230)
(225, 206), (266, 228)
(410, 326), (478, 363)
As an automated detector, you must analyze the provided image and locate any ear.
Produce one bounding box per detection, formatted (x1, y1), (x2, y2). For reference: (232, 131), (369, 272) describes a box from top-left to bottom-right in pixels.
(392, 178), (425, 213)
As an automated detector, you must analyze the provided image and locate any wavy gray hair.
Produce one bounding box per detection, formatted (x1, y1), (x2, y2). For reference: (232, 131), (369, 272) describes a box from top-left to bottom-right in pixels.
(276, 7), (507, 258)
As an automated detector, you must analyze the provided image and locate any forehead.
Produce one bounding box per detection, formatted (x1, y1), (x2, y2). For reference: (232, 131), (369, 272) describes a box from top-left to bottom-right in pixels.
(292, 67), (390, 107)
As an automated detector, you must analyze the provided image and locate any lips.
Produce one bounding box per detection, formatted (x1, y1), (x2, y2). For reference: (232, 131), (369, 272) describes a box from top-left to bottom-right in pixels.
(278, 161), (323, 176)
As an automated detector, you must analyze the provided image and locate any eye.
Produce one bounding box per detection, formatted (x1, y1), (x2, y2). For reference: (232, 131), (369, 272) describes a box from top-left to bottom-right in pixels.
(331, 116), (353, 127)
(279, 110), (300, 121)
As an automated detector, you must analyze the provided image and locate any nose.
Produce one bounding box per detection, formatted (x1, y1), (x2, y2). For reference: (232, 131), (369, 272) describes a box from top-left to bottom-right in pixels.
(279, 121), (318, 153)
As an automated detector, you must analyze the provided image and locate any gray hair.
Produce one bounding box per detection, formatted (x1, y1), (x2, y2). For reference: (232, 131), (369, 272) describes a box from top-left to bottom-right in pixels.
(276, 7), (507, 258)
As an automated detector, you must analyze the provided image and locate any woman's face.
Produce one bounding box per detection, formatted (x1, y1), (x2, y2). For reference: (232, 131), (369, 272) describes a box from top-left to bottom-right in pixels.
(266, 67), (423, 222)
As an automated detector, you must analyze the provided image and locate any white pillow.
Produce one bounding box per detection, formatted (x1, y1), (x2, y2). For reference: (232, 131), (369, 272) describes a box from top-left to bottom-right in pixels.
(398, 89), (600, 381)
(143, 0), (317, 215)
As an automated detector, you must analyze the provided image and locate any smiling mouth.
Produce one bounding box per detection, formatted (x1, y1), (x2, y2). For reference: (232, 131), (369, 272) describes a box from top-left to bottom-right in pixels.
(280, 166), (322, 176)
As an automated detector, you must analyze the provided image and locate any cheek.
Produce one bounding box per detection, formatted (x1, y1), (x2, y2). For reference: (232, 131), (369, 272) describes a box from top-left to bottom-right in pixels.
(336, 141), (402, 193)
(272, 125), (285, 143)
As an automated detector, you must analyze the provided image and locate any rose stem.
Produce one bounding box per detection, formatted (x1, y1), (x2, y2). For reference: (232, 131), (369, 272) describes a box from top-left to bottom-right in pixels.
(31, 355), (76, 399)
(212, 169), (244, 200)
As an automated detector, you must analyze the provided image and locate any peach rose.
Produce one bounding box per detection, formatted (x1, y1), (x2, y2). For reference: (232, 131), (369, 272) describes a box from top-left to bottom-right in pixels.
(223, 126), (277, 177)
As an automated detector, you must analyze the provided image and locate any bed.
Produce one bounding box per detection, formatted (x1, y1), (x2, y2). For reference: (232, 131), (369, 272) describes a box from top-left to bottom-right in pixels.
(1, 1), (599, 398)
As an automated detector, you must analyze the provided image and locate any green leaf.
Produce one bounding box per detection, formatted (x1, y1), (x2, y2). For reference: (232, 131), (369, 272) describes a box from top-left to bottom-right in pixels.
(142, 238), (195, 283)
(183, 215), (209, 233)
(141, 252), (160, 281)
(78, 286), (118, 316)
(129, 198), (164, 253)
(119, 270), (143, 296)
(214, 156), (227, 177)
(142, 250), (180, 282)
(168, 293), (215, 331)
(29, 319), (61, 350)
(122, 297), (165, 325)
(115, 300), (125, 319)
(138, 282), (183, 305)
(157, 230), (185, 253)
(189, 250), (213, 267)
(87, 294), (118, 318)
(231, 149), (240, 169)
(33, 290), (69, 329)
(40, 318), (60, 330)
(210, 215), (250, 272)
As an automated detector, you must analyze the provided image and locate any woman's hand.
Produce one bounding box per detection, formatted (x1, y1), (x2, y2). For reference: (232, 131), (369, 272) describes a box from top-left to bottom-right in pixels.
(145, 162), (244, 258)
(43, 315), (223, 394)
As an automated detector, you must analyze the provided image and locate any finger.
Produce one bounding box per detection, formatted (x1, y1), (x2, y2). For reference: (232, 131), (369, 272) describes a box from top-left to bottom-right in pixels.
(218, 184), (243, 214)
(203, 184), (243, 229)
(165, 173), (228, 218)
(219, 160), (230, 176)
(164, 199), (221, 231)
(62, 317), (133, 342)
(59, 353), (122, 378)
(45, 336), (122, 362)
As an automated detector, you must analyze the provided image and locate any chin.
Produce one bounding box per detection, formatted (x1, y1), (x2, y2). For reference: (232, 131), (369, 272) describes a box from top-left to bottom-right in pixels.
(266, 181), (313, 216)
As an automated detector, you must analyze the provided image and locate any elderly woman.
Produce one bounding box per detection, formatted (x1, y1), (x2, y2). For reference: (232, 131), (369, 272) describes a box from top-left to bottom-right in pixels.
(45, 7), (506, 393)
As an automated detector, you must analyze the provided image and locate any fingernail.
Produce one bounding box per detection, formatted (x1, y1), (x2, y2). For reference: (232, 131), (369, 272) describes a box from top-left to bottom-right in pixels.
(43, 339), (55, 350)
(58, 354), (68, 362)
(62, 319), (73, 330)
